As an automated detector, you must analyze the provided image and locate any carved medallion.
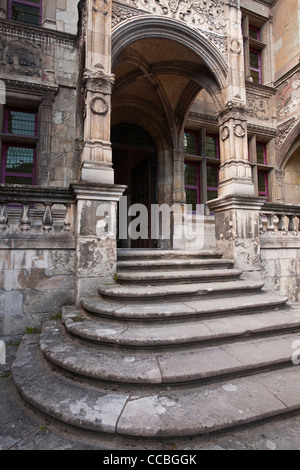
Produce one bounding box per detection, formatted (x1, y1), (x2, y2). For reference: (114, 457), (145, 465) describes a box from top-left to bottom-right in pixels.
(90, 96), (109, 115)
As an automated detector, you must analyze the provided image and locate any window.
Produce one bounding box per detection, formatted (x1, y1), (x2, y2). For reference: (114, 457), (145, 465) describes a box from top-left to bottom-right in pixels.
(250, 49), (262, 85)
(1, 107), (38, 185)
(7, 0), (42, 26)
(256, 142), (267, 165)
(248, 137), (271, 200)
(242, 14), (266, 85)
(184, 130), (220, 209)
(258, 171), (268, 199)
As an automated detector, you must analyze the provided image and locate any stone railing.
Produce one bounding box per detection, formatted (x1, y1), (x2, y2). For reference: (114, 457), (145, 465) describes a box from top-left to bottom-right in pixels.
(260, 202), (300, 247)
(260, 202), (300, 233)
(0, 185), (76, 248)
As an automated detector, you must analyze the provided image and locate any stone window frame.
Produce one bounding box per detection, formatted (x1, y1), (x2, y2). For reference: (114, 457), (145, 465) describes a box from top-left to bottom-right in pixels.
(1, 0), (58, 29)
(242, 11), (270, 86)
(0, 82), (57, 187)
(1, 106), (39, 184)
(7, 0), (42, 26)
(184, 128), (220, 208)
(248, 135), (274, 201)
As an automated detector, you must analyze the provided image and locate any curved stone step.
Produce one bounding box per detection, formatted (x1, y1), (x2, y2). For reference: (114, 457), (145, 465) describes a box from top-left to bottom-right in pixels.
(117, 258), (234, 272)
(12, 335), (300, 438)
(116, 268), (243, 285)
(39, 321), (300, 385)
(98, 278), (265, 303)
(82, 291), (288, 321)
(63, 307), (300, 349)
(117, 249), (223, 261)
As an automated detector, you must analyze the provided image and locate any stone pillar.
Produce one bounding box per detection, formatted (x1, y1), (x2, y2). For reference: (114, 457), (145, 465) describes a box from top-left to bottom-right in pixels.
(217, 2), (254, 198)
(218, 102), (254, 197)
(38, 94), (55, 186)
(208, 195), (264, 278)
(81, 0), (115, 185)
(71, 183), (126, 305)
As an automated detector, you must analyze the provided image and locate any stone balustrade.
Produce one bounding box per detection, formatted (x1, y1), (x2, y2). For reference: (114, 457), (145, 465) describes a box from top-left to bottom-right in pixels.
(260, 202), (300, 235)
(0, 184), (75, 248)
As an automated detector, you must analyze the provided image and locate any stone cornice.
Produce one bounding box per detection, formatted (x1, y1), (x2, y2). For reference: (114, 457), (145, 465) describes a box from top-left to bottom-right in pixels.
(2, 77), (59, 96)
(0, 18), (77, 46)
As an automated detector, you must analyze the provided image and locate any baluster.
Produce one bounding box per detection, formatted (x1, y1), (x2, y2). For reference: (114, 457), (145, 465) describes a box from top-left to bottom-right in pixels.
(0, 203), (8, 230)
(267, 214), (275, 231)
(20, 203), (31, 231)
(259, 213), (264, 232)
(63, 204), (72, 232)
(288, 215), (296, 232)
(42, 203), (53, 231)
(276, 214), (286, 232)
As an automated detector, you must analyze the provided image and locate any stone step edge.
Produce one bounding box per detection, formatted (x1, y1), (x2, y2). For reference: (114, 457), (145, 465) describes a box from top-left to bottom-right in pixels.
(117, 259), (234, 271)
(12, 335), (300, 438)
(81, 293), (289, 321)
(116, 269), (242, 283)
(117, 249), (223, 260)
(62, 307), (300, 349)
(39, 322), (300, 386)
(97, 278), (263, 302)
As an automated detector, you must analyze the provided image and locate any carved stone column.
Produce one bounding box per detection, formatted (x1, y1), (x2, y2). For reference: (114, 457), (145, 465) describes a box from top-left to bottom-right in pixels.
(81, 69), (115, 183)
(81, 0), (115, 184)
(38, 94), (56, 186)
(218, 102), (254, 197)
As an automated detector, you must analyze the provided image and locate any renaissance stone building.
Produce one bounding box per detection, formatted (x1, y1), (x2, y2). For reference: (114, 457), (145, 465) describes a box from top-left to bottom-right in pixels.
(1, 0), (300, 441)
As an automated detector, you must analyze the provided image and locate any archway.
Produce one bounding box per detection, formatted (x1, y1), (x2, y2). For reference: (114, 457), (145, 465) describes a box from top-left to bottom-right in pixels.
(111, 19), (224, 249)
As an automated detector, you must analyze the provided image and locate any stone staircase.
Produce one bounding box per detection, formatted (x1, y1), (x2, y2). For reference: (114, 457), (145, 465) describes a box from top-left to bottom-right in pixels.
(12, 249), (300, 439)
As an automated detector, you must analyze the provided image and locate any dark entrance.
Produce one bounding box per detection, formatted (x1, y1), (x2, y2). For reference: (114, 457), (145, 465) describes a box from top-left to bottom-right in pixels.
(111, 124), (157, 248)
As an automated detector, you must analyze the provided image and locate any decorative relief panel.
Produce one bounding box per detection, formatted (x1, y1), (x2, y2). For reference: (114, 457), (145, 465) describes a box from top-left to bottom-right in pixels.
(112, 0), (232, 58)
(0, 36), (42, 77)
(246, 92), (271, 122)
(112, 0), (232, 31)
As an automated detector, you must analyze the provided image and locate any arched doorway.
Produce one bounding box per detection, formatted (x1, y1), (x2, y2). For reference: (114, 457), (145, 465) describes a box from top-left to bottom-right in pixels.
(111, 18), (225, 249)
(112, 123), (157, 248)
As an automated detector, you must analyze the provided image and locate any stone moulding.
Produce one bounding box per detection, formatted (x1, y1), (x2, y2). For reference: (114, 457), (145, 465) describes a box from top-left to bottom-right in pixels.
(112, 0), (235, 33)
(111, 15), (228, 88)
(112, 0), (229, 59)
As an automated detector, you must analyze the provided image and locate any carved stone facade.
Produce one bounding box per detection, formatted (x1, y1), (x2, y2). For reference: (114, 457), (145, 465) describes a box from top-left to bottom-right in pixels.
(0, 0), (299, 332)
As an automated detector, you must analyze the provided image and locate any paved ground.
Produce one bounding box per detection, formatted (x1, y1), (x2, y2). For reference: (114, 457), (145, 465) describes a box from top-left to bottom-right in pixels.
(1, 334), (300, 451)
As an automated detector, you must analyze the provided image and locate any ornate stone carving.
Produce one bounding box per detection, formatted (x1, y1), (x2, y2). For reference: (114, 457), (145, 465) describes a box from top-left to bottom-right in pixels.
(83, 69), (115, 94)
(90, 96), (109, 115)
(221, 125), (230, 141)
(2, 39), (42, 77)
(112, 0), (232, 33)
(93, 0), (109, 14)
(246, 92), (270, 121)
(234, 123), (246, 138)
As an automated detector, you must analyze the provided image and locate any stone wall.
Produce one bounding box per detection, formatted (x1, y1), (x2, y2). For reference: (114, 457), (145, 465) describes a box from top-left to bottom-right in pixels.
(0, 248), (75, 335)
(261, 244), (300, 302)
